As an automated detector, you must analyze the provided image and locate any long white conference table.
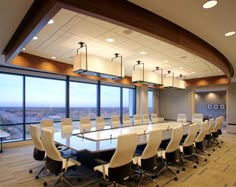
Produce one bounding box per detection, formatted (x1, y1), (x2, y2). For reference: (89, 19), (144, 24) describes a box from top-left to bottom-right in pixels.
(54, 122), (190, 153)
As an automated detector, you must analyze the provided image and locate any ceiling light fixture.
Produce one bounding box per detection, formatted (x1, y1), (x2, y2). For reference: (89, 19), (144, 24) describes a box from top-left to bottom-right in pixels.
(179, 67), (183, 69)
(139, 51), (147, 55)
(106, 38), (115, 43)
(51, 56), (56, 59)
(163, 60), (168, 63)
(224, 31), (236, 37)
(33, 36), (38, 40)
(111, 53), (123, 78)
(48, 19), (54, 24)
(22, 48), (26, 51)
(203, 0), (217, 9)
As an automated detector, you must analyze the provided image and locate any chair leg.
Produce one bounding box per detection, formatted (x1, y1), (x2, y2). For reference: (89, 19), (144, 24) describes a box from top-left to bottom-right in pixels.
(35, 166), (45, 179)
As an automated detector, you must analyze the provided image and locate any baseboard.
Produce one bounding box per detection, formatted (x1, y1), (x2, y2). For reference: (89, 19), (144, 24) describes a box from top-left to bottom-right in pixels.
(3, 140), (33, 149)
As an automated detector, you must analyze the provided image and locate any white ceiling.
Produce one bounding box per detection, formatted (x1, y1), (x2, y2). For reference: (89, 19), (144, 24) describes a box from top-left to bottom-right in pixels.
(1, 1), (234, 80)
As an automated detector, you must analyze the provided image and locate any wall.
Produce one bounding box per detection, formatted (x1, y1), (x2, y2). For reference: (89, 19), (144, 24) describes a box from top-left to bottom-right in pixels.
(195, 91), (226, 119)
(136, 86), (148, 115)
(227, 82), (236, 133)
(159, 88), (193, 121)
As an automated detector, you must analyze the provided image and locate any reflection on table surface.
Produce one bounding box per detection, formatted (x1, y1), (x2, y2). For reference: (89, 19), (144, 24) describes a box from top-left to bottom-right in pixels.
(54, 122), (190, 153)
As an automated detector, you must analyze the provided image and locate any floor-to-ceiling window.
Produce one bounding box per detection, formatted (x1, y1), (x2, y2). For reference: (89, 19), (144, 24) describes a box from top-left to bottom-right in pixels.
(122, 87), (135, 116)
(100, 85), (120, 119)
(25, 76), (66, 137)
(70, 82), (97, 120)
(148, 89), (153, 114)
(0, 73), (23, 141)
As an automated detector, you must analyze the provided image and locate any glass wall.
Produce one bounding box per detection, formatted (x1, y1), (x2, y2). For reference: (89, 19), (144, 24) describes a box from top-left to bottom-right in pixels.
(101, 85), (120, 119)
(0, 73), (24, 141)
(0, 68), (136, 142)
(123, 87), (135, 116)
(70, 82), (97, 120)
(148, 90), (153, 114)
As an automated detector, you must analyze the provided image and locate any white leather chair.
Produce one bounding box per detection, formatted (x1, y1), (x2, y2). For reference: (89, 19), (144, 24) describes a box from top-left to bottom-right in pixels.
(211, 116), (224, 147)
(205, 118), (215, 147)
(61, 118), (73, 133)
(80, 117), (92, 132)
(41, 128), (81, 187)
(133, 129), (162, 186)
(151, 114), (158, 124)
(180, 123), (199, 168)
(194, 120), (209, 160)
(111, 115), (120, 128)
(122, 115), (131, 127)
(177, 113), (187, 123)
(157, 126), (184, 181)
(40, 119), (54, 132)
(94, 133), (138, 186)
(192, 113), (203, 125)
(133, 114), (142, 126)
(96, 116), (105, 130)
(142, 114), (150, 124)
(29, 125), (46, 179)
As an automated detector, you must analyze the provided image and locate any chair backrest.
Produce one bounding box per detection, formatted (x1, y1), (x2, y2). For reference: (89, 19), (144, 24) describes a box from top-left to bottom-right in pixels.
(40, 119), (54, 132)
(80, 117), (92, 132)
(122, 115), (131, 126)
(195, 120), (208, 142)
(133, 114), (142, 125)
(96, 116), (105, 130)
(61, 118), (73, 132)
(141, 129), (162, 160)
(151, 113), (158, 124)
(165, 126), (183, 153)
(183, 123), (198, 147)
(192, 113), (203, 125)
(212, 116), (222, 132)
(142, 114), (149, 124)
(177, 113), (187, 122)
(206, 118), (214, 134)
(109, 133), (138, 168)
(111, 115), (120, 128)
(41, 128), (62, 162)
(30, 125), (45, 161)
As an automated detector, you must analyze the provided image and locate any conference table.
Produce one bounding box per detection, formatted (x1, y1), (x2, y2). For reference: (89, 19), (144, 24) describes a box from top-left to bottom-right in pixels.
(0, 130), (10, 153)
(54, 121), (190, 153)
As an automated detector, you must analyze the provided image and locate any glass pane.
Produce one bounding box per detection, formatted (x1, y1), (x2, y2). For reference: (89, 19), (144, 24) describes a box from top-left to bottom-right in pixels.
(0, 125), (24, 141)
(70, 82), (97, 120)
(148, 90), (153, 114)
(123, 88), (134, 116)
(25, 77), (66, 123)
(101, 85), (120, 119)
(0, 74), (23, 124)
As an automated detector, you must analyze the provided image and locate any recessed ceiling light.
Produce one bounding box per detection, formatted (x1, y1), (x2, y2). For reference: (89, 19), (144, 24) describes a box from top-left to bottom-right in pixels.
(22, 48), (26, 51)
(224, 31), (235, 37)
(163, 60), (168, 63)
(139, 51), (147, 55)
(203, 0), (217, 9)
(218, 69), (222, 71)
(33, 36), (38, 40)
(48, 19), (54, 24)
(179, 67), (183, 69)
(191, 72), (195, 74)
(106, 38), (115, 43)
(51, 56), (56, 59)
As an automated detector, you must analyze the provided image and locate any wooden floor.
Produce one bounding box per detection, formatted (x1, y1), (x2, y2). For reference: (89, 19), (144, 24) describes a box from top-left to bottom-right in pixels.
(1, 132), (236, 187)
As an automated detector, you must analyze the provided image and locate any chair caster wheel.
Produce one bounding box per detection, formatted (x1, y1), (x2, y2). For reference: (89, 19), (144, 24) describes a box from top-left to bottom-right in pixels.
(176, 170), (180, 174)
(174, 177), (178, 181)
(182, 168), (186, 171)
(194, 165), (197, 169)
(219, 146), (221, 148)
(156, 185), (159, 187)
(204, 159), (207, 162)
(196, 161), (199, 164)
(208, 154), (211, 156)
(29, 170), (32, 173)
(77, 178), (82, 182)
(213, 149), (215, 151)
(35, 176), (39, 179)
(43, 182), (47, 186)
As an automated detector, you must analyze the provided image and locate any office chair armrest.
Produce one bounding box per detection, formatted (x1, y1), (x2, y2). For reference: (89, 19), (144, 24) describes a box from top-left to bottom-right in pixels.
(94, 158), (108, 165)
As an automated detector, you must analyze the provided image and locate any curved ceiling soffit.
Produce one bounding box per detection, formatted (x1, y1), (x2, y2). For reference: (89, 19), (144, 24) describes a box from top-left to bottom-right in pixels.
(3, 0), (234, 79)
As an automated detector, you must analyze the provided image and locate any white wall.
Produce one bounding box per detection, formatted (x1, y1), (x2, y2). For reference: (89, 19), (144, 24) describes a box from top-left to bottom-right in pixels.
(136, 86), (148, 115)
(226, 82), (236, 133)
(159, 88), (193, 121)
